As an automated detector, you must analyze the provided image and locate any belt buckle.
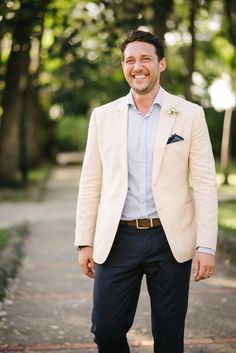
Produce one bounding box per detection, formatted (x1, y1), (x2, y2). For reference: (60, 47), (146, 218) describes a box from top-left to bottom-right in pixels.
(135, 219), (153, 229)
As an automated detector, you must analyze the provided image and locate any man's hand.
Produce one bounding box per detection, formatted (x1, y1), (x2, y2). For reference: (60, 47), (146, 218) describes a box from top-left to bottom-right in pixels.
(78, 246), (95, 279)
(192, 252), (215, 282)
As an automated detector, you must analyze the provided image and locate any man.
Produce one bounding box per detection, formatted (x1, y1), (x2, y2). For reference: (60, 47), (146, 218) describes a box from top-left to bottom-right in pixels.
(75, 30), (218, 353)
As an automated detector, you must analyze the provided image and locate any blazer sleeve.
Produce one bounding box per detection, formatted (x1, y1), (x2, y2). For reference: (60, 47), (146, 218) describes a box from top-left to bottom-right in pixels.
(189, 106), (218, 251)
(74, 109), (102, 247)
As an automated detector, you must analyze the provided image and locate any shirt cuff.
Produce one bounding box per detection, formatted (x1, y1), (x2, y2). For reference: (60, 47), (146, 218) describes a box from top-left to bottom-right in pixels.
(197, 246), (216, 256)
(77, 245), (93, 250)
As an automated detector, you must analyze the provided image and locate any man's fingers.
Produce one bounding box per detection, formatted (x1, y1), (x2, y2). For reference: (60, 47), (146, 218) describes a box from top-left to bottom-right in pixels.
(78, 247), (95, 279)
(205, 265), (215, 279)
(80, 259), (94, 277)
(89, 258), (95, 273)
(80, 261), (95, 278)
(194, 264), (207, 282)
(193, 252), (215, 282)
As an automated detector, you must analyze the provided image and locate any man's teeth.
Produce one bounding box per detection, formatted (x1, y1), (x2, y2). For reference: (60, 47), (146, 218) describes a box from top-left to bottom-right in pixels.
(134, 75), (146, 79)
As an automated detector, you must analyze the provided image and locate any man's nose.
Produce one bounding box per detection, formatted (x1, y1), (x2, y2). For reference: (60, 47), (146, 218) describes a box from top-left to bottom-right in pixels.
(133, 61), (143, 71)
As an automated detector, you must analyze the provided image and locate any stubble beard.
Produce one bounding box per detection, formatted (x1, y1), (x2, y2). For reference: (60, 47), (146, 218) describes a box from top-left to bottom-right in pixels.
(131, 76), (159, 95)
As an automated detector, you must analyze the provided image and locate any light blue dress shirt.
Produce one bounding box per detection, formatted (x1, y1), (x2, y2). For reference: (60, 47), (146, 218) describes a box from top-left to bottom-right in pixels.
(121, 88), (162, 220)
(121, 87), (215, 256)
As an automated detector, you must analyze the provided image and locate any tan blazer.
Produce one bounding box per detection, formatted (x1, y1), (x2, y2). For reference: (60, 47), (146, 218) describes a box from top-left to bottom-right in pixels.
(75, 89), (218, 264)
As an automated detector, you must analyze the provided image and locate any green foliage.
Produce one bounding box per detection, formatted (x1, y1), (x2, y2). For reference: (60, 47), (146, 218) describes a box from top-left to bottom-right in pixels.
(219, 201), (236, 236)
(56, 116), (89, 151)
(1, 0), (236, 165)
(28, 164), (51, 183)
(0, 229), (9, 250)
(218, 157), (236, 236)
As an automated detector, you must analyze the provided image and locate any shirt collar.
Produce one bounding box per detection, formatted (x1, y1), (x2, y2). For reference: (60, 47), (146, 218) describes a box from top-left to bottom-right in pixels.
(127, 86), (163, 109)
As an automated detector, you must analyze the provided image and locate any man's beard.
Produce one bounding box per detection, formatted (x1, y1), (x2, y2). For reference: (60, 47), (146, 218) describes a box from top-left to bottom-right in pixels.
(131, 76), (158, 95)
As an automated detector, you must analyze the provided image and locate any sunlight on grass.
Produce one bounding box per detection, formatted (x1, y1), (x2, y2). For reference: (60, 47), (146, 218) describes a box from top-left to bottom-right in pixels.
(217, 160), (236, 236)
(218, 201), (236, 236)
(217, 174), (236, 196)
(215, 159), (236, 174)
(217, 173), (236, 187)
(217, 161), (236, 196)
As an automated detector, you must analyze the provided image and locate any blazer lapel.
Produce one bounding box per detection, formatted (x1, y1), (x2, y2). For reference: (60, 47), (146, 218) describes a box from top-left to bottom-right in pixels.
(152, 90), (178, 179)
(113, 92), (180, 184)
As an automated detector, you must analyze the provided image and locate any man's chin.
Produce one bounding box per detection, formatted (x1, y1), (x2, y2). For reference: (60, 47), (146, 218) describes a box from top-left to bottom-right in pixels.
(132, 86), (151, 95)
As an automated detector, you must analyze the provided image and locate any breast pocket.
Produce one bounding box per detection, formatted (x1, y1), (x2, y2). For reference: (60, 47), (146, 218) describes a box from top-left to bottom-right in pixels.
(162, 140), (190, 171)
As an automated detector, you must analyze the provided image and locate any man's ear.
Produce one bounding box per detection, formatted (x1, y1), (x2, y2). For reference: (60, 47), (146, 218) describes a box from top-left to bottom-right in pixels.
(159, 58), (166, 73)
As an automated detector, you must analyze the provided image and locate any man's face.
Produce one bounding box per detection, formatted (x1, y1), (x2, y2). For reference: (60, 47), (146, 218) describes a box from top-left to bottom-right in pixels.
(122, 41), (166, 95)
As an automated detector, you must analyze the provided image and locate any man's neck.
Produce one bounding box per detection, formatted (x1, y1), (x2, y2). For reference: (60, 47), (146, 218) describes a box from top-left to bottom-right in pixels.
(132, 86), (160, 114)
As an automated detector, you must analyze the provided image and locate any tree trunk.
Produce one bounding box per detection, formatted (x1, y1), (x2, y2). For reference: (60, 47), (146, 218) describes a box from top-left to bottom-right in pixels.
(0, 39), (30, 185)
(25, 73), (41, 166)
(25, 28), (44, 166)
(151, 0), (173, 87)
(221, 108), (233, 185)
(185, 0), (197, 100)
(151, 0), (173, 42)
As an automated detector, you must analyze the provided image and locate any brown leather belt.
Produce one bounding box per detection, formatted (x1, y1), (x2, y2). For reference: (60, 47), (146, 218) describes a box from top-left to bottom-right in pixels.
(120, 218), (161, 229)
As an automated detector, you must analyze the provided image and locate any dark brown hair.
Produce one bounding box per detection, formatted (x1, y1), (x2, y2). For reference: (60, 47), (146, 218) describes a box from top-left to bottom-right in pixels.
(120, 30), (164, 61)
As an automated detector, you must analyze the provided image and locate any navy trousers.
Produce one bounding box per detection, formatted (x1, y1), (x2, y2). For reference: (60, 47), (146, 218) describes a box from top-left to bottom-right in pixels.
(91, 224), (192, 353)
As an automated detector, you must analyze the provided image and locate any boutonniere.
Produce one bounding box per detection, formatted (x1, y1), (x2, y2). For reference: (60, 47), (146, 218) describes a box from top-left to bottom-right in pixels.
(167, 105), (180, 117)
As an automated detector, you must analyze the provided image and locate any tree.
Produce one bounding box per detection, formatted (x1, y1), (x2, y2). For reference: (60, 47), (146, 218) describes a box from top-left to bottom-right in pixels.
(184, 0), (197, 100)
(0, 0), (49, 185)
(151, 0), (173, 41)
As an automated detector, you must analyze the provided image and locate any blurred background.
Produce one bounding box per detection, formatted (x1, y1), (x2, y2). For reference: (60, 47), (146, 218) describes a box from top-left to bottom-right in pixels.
(0, 0), (235, 183)
(0, 0), (235, 245)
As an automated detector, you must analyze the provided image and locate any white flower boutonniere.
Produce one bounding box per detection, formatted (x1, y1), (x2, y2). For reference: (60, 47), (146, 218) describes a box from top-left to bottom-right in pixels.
(167, 105), (180, 117)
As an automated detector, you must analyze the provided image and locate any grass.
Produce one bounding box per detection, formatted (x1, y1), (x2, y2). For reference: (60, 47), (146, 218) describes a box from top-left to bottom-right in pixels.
(215, 159), (236, 173)
(0, 229), (9, 251)
(216, 159), (236, 236)
(28, 164), (51, 184)
(218, 201), (236, 236)
(216, 159), (236, 191)
(0, 163), (51, 202)
(217, 173), (236, 200)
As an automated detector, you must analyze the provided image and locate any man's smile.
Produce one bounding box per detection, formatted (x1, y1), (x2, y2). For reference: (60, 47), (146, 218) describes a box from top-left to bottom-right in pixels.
(132, 74), (148, 79)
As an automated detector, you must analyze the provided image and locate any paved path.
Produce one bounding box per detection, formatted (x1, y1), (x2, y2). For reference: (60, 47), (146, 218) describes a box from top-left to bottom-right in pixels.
(0, 166), (236, 353)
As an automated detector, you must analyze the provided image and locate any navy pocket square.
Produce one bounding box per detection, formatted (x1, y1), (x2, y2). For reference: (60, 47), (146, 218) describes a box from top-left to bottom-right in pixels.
(167, 133), (184, 144)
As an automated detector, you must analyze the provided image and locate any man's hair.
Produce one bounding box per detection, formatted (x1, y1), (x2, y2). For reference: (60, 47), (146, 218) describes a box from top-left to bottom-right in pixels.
(120, 30), (164, 61)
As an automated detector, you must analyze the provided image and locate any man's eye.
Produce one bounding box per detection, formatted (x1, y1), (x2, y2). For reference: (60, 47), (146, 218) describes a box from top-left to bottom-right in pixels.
(142, 58), (151, 62)
(126, 60), (134, 64)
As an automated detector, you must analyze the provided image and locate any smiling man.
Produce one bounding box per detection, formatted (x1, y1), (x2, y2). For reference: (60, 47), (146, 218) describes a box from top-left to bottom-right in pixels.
(75, 30), (218, 353)
(122, 41), (165, 97)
